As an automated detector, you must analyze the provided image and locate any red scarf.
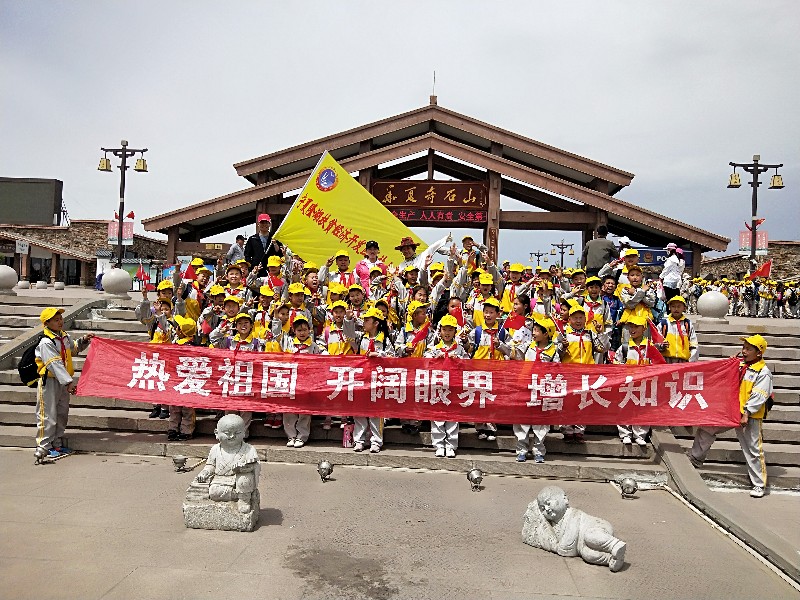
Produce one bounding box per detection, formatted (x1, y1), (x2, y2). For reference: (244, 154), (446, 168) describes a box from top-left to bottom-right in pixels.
(337, 271), (355, 288)
(483, 327), (498, 357)
(440, 341), (458, 358)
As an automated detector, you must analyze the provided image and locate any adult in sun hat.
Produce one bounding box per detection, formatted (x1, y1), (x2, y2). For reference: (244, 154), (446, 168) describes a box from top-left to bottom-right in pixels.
(244, 213), (284, 277)
(396, 233), (452, 275)
(659, 243), (685, 302)
(689, 334), (773, 498)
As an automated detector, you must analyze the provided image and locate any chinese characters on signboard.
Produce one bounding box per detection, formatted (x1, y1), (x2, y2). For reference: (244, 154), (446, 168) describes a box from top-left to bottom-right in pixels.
(372, 180), (489, 224)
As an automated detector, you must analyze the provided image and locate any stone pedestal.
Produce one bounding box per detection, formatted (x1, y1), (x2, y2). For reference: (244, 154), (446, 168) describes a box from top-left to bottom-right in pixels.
(17, 280), (30, 289)
(35, 281), (48, 290)
(183, 482), (260, 532)
(0, 265), (18, 295)
(697, 290), (729, 324)
(53, 282), (65, 291)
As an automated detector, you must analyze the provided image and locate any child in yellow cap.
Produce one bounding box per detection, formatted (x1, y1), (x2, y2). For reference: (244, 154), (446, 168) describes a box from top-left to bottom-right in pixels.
(689, 334), (773, 497)
(167, 315), (197, 441)
(34, 307), (94, 459)
(657, 296), (697, 363)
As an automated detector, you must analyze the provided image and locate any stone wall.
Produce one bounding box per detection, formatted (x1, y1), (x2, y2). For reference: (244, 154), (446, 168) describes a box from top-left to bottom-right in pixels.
(701, 241), (800, 281)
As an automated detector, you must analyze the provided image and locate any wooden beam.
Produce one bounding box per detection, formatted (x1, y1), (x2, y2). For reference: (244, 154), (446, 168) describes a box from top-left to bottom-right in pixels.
(375, 155), (428, 180)
(499, 210), (596, 230)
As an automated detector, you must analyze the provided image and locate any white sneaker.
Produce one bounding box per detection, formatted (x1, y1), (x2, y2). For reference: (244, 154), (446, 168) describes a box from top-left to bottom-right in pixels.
(622, 436), (632, 445)
(353, 442), (365, 452)
(750, 486), (765, 498)
(634, 437), (647, 446)
(445, 447), (456, 459)
(370, 443), (381, 453)
(486, 435), (496, 442)
(293, 439), (305, 448)
(434, 447), (445, 458)
(286, 438), (296, 447)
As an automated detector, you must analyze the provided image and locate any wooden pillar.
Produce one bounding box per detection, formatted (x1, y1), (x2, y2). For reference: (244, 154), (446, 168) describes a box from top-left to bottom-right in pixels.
(78, 261), (87, 286)
(50, 253), (59, 283)
(20, 252), (29, 280)
(484, 142), (503, 262)
(358, 140), (374, 191)
(690, 243), (702, 277)
(427, 149), (435, 180)
(166, 226), (179, 264)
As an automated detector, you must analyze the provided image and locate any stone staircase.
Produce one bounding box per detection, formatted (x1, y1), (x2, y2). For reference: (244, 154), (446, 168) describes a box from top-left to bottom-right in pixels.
(670, 318), (800, 489)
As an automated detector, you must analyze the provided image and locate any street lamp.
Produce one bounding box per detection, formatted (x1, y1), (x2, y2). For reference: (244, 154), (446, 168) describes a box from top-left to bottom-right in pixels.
(551, 239), (574, 269)
(728, 155), (783, 264)
(530, 250), (548, 267)
(98, 140), (148, 267)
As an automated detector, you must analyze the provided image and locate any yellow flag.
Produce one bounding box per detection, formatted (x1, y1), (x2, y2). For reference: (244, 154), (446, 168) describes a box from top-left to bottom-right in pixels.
(273, 152), (426, 265)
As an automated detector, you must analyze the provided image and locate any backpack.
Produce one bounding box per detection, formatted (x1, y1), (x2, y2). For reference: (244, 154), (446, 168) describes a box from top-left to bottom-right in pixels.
(471, 326), (507, 358)
(650, 298), (667, 324)
(743, 286), (755, 301)
(18, 335), (45, 388)
(692, 285), (702, 298)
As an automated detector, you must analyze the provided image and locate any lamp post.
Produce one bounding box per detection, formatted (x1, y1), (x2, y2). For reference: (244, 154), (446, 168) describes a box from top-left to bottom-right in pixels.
(98, 140), (148, 267)
(728, 155), (783, 265)
(529, 250), (548, 267)
(550, 239), (575, 269)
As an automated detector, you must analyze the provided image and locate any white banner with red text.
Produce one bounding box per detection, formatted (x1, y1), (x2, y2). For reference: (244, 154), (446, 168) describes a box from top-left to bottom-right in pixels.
(77, 338), (741, 427)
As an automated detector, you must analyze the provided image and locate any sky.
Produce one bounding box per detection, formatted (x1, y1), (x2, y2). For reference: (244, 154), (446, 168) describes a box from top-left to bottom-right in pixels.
(2, 1), (798, 266)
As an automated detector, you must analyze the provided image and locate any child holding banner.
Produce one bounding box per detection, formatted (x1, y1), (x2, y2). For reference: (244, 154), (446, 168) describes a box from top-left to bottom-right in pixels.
(343, 307), (395, 453)
(613, 315), (658, 446)
(167, 315), (198, 441)
(423, 314), (469, 458)
(280, 314), (328, 448)
(396, 300), (433, 436)
(513, 314), (561, 463)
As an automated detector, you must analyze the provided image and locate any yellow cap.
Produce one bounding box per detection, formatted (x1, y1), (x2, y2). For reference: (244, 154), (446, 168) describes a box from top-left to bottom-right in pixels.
(403, 263), (420, 272)
(173, 314), (197, 337)
(158, 297), (174, 309)
(225, 263), (242, 273)
(363, 306), (386, 321)
(740, 334), (767, 354)
(623, 248), (639, 257)
(407, 300), (430, 315)
(223, 295), (244, 305)
(509, 263), (525, 273)
(570, 269), (586, 277)
(429, 261), (444, 272)
(196, 266), (213, 276)
(478, 273), (494, 285)
(330, 300), (349, 310)
(232, 312), (253, 324)
(190, 257), (205, 267)
(568, 304), (586, 315)
(370, 265), (384, 275)
(627, 264), (643, 273)
(626, 314), (648, 327)
(258, 285), (274, 297)
(209, 284), (226, 296)
(585, 276), (601, 286)
(266, 256), (282, 267)
(439, 314), (459, 328)
(334, 249), (350, 259)
(531, 313), (556, 338)
(483, 297), (501, 309)
(348, 283), (364, 293)
(668, 295), (687, 306)
(234, 259), (250, 269)
(303, 261), (319, 272)
(291, 314), (310, 326)
(39, 307), (64, 324)
(287, 282), (306, 295)
(157, 279), (174, 291)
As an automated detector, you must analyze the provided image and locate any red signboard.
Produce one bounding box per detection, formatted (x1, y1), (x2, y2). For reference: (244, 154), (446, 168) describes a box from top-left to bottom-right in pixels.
(77, 338), (741, 427)
(107, 221), (134, 246)
(372, 180), (488, 224)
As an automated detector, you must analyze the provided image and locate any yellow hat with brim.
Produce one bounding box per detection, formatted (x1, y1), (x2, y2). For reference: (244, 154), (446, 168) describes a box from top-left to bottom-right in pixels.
(190, 258), (204, 267)
(370, 265), (384, 275)
(287, 282), (306, 295)
(668, 295), (687, 306)
(196, 267), (213, 276)
(509, 263), (525, 273)
(462, 235), (474, 242)
(403, 263), (419, 273)
(173, 314), (197, 337)
(266, 256), (282, 267)
(40, 307), (65, 324)
(570, 269), (586, 278)
(157, 279), (174, 291)
(624, 248), (640, 257)
(535, 266), (546, 273)
(740, 334), (767, 354)
(291, 314), (310, 326)
(483, 297), (501, 309)
(585, 276), (601, 286)
(531, 313), (556, 338)
(348, 284), (364, 293)
(568, 304), (587, 315)
(223, 295), (244, 305)
(627, 264), (643, 273)
(478, 273), (494, 285)
(158, 297), (174, 309)
(209, 284), (226, 296)
(330, 300), (349, 310)
(225, 263), (242, 273)
(334, 250), (350, 259)
(363, 307), (386, 321)
(439, 314), (459, 328)
(304, 261), (319, 272)
(407, 300), (430, 315)
(232, 312), (253, 324)
(429, 262), (444, 272)
(626, 315), (648, 327)
(328, 282), (345, 295)
(258, 285), (274, 297)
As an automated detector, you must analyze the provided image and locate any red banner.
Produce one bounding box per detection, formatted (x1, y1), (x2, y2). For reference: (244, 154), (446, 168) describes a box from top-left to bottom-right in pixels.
(77, 338), (741, 426)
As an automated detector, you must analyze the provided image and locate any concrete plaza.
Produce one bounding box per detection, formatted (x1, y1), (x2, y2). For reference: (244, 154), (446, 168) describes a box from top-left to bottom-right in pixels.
(0, 448), (796, 600)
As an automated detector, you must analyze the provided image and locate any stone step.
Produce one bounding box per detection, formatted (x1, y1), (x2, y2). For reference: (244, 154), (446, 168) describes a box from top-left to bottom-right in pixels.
(8, 357), (86, 370)
(72, 319), (148, 333)
(700, 344), (800, 361)
(0, 425), (667, 482)
(0, 316), (41, 327)
(0, 326), (26, 340)
(673, 423), (800, 444)
(694, 319), (800, 337)
(698, 463), (800, 490)
(697, 333), (795, 348)
(698, 356), (800, 376)
(673, 437), (800, 467)
(0, 295), (81, 306)
(0, 305), (51, 317)
(95, 308), (140, 321)
(70, 330), (150, 342)
(764, 405), (800, 424)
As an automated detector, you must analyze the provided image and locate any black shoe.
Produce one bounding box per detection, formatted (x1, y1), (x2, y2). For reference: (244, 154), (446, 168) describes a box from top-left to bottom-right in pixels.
(167, 430), (178, 441)
(407, 425), (420, 436)
(176, 432), (193, 441)
(149, 406), (161, 419)
(159, 408), (169, 419)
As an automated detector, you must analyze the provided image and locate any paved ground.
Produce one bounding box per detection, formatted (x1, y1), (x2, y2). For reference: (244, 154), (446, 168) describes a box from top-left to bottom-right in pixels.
(0, 448), (797, 600)
(709, 486), (800, 549)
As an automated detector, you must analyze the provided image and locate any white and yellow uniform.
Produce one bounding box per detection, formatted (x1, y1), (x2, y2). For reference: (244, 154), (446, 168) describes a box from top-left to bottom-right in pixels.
(280, 335), (327, 444)
(514, 342), (560, 460)
(659, 315), (698, 362)
(613, 338), (658, 443)
(424, 340), (469, 453)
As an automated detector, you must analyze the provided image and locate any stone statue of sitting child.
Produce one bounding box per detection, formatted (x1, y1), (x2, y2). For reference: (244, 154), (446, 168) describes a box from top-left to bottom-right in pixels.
(522, 486), (627, 572)
(183, 414), (261, 531)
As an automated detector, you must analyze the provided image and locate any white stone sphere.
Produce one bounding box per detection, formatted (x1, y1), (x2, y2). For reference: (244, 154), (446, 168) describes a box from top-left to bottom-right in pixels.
(697, 290), (729, 319)
(53, 282), (65, 290)
(17, 279), (30, 289)
(35, 280), (48, 290)
(102, 268), (132, 295)
(0, 265), (18, 290)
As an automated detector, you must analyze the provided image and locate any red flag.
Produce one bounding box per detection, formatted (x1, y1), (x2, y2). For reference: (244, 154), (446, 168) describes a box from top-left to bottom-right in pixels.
(180, 262), (197, 281)
(646, 340), (666, 365)
(410, 321), (431, 346)
(750, 260), (772, 279)
(448, 304), (465, 327)
(648, 319), (665, 344)
(744, 219), (766, 231)
(144, 283), (155, 292)
(114, 211), (119, 220)
(126, 211), (135, 220)
(135, 261), (149, 281)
